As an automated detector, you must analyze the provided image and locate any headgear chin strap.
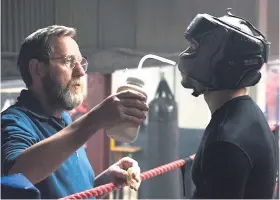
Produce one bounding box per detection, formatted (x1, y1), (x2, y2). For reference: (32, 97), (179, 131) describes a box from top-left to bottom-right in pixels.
(178, 8), (270, 97)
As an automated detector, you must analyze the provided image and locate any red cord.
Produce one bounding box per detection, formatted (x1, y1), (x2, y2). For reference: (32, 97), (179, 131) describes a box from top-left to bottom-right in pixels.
(59, 124), (279, 200)
(270, 123), (279, 132)
(59, 155), (195, 199)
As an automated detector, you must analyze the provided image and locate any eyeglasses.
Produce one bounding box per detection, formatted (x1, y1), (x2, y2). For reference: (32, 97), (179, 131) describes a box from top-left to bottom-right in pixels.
(50, 55), (88, 72)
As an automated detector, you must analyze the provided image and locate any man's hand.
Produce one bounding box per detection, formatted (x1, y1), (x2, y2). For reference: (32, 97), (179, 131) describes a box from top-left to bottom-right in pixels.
(93, 90), (148, 128)
(106, 157), (141, 191)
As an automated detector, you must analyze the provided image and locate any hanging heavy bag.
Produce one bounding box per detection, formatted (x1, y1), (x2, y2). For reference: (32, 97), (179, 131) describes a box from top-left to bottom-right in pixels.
(146, 77), (182, 199)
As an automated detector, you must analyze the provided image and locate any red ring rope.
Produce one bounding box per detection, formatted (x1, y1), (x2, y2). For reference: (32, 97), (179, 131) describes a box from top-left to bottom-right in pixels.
(59, 154), (195, 200)
(59, 123), (279, 200)
(270, 123), (280, 132)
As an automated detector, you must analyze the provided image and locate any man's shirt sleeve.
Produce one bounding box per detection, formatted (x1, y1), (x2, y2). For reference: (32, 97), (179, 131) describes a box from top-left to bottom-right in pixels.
(1, 113), (39, 175)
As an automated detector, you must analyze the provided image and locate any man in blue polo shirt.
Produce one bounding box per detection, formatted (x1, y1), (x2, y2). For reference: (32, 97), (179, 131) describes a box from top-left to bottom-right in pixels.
(1, 25), (147, 199)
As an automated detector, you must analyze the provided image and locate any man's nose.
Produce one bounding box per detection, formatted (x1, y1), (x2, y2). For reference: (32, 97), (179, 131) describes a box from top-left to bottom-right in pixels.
(72, 62), (86, 77)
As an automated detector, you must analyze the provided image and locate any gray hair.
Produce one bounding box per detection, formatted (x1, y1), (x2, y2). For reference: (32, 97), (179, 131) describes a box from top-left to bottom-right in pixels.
(17, 25), (77, 87)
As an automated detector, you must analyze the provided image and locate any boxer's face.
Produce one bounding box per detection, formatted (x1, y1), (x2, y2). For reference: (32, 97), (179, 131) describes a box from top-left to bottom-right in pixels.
(180, 72), (195, 89)
(179, 42), (198, 89)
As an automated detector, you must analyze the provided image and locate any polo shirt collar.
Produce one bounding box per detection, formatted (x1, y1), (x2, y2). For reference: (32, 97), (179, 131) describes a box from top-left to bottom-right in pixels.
(17, 89), (71, 124)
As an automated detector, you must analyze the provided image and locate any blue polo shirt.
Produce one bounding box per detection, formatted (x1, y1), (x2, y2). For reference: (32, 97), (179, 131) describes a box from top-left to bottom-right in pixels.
(1, 90), (95, 199)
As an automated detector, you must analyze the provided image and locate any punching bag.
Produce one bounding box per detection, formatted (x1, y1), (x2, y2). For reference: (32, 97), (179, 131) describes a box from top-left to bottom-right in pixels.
(146, 78), (181, 199)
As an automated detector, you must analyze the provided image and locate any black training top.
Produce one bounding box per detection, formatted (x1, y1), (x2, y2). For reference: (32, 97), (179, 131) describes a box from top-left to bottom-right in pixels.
(191, 95), (277, 199)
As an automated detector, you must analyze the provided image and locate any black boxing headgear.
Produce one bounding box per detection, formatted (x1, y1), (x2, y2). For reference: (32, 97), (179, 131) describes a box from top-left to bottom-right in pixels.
(178, 8), (270, 97)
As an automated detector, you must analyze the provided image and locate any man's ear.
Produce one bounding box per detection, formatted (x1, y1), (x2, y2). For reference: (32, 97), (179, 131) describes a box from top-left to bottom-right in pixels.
(29, 59), (46, 79)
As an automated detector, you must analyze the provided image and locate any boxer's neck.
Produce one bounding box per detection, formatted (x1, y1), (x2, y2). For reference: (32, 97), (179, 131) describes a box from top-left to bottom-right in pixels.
(204, 88), (248, 115)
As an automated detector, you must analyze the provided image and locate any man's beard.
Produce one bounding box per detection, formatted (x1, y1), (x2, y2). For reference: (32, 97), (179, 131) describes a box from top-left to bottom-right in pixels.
(42, 73), (84, 111)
